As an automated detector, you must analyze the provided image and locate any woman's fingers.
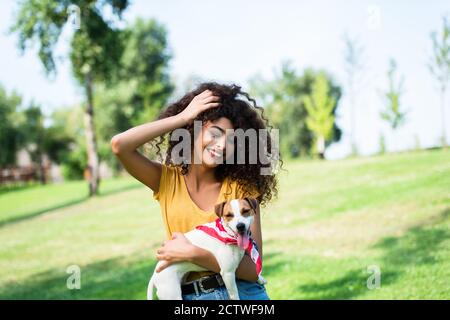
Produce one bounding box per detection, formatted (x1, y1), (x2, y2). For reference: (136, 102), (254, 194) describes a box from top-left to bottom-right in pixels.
(201, 93), (222, 110)
(202, 102), (221, 110)
(198, 89), (212, 99)
(181, 90), (221, 124)
(200, 90), (222, 102)
(156, 250), (170, 260)
(202, 94), (221, 103)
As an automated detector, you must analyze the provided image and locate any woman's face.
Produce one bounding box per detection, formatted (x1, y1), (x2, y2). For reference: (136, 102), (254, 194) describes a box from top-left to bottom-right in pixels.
(194, 117), (235, 168)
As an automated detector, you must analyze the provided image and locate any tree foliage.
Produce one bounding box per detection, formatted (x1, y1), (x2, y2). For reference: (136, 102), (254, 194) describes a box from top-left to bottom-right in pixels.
(429, 14), (450, 147)
(20, 103), (72, 183)
(342, 33), (366, 156)
(380, 59), (407, 130)
(10, 0), (129, 78)
(0, 85), (23, 167)
(10, 0), (129, 194)
(249, 61), (342, 158)
(303, 73), (336, 158)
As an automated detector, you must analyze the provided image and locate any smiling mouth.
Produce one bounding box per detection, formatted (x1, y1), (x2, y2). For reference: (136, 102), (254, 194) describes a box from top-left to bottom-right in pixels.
(206, 147), (222, 158)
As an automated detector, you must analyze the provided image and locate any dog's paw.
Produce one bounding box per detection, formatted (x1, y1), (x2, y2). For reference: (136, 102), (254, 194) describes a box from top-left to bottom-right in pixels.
(229, 294), (240, 300)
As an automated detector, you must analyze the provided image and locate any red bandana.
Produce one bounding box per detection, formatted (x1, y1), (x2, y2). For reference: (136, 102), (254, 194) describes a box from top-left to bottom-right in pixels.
(196, 218), (263, 277)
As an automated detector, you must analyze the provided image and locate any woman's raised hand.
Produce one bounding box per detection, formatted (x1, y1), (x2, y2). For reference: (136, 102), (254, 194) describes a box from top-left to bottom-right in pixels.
(178, 89), (222, 125)
(111, 90), (221, 193)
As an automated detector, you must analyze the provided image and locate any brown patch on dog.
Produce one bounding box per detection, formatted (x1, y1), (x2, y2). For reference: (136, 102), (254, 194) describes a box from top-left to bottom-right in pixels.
(215, 198), (258, 222)
(244, 197), (258, 215)
(214, 201), (226, 218)
(221, 202), (234, 223)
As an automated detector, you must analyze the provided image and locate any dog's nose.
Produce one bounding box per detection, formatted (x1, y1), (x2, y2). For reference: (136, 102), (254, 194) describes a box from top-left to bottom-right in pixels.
(236, 223), (246, 232)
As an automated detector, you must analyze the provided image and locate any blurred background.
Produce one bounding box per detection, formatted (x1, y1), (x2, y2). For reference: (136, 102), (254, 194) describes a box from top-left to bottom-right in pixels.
(0, 0), (449, 299)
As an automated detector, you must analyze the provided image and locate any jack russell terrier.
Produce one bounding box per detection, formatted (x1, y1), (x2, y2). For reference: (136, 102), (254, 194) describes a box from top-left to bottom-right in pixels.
(147, 197), (267, 300)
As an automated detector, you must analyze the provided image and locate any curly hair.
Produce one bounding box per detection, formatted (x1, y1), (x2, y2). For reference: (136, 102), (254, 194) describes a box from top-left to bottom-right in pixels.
(151, 81), (282, 207)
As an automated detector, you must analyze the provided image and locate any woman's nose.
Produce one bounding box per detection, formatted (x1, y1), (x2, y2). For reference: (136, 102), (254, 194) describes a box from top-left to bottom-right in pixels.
(214, 136), (227, 151)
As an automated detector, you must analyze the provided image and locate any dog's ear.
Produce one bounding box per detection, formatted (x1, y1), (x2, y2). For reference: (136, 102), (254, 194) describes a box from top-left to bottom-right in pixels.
(214, 201), (226, 218)
(244, 197), (258, 213)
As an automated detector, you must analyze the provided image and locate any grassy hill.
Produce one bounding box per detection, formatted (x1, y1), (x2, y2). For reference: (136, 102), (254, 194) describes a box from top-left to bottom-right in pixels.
(0, 149), (448, 299)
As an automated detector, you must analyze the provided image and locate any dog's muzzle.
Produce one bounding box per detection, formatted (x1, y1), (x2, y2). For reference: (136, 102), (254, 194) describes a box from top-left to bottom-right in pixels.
(236, 222), (246, 234)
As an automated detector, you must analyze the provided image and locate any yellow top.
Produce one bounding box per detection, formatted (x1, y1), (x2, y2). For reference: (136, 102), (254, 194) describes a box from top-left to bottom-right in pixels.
(152, 163), (259, 281)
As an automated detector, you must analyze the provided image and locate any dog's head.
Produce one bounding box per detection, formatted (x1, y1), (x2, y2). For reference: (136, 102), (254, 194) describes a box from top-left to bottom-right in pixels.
(214, 197), (258, 249)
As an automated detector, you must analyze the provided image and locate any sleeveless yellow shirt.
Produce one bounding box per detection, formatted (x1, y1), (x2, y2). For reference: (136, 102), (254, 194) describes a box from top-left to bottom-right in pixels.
(152, 163), (259, 282)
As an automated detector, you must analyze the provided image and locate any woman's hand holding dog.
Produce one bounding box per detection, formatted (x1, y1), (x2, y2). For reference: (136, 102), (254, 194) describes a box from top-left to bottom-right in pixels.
(155, 232), (196, 272)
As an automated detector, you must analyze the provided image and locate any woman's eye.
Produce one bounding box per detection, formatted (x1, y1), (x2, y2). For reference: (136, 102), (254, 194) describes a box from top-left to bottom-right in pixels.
(210, 129), (222, 138)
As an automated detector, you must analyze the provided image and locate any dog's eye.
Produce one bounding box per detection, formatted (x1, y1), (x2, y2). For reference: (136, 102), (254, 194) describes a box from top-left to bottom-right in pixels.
(225, 213), (234, 218)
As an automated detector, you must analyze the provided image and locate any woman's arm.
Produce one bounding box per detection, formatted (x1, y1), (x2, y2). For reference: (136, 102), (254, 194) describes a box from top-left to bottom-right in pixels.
(111, 89), (221, 192)
(189, 247), (259, 282)
(111, 115), (181, 192)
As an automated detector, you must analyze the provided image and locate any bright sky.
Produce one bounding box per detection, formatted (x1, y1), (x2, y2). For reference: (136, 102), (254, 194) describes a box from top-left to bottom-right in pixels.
(1, 0), (449, 159)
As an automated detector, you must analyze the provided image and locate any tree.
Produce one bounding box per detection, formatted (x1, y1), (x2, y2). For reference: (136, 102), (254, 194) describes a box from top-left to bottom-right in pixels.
(379, 59), (408, 154)
(380, 59), (407, 130)
(10, 0), (129, 195)
(249, 61), (342, 158)
(95, 18), (174, 173)
(303, 73), (337, 159)
(429, 15), (450, 147)
(119, 18), (174, 126)
(0, 85), (22, 167)
(249, 62), (309, 158)
(50, 106), (87, 180)
(20, 104), (47, 184)
(20, 103), (73, 184)
(343, 33), (366, 156)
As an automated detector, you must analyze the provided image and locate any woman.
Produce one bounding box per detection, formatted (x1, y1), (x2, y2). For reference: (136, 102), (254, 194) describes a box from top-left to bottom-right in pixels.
(111, 82), (280, 300)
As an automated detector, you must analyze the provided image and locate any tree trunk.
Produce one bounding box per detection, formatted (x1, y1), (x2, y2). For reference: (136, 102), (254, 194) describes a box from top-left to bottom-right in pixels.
(84, 72), (100, 196)
(441, 87), (447, 148)
(317, 135), (325, 159)
(38, 153), (46, 185)
(349, 82), (357, 156)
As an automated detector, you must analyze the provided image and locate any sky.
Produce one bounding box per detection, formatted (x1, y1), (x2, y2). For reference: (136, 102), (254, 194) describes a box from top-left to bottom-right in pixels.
(1, 0), (449, 159)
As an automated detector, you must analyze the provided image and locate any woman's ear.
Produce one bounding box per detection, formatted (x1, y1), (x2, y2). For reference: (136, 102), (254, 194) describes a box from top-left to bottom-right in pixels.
(214, 201), (226, 218)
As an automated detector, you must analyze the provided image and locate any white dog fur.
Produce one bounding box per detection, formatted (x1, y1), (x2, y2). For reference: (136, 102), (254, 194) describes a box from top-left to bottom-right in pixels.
(147, 198), (266, 300)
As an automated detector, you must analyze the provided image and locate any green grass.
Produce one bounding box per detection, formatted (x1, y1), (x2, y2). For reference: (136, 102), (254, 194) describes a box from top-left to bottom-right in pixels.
(0, 149), (449, 299)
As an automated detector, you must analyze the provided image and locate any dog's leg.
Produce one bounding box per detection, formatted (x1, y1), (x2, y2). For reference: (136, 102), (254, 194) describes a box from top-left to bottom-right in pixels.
(215, 248), (243, 300)
(147, 271), (156, 300)
(220, 271), (240, 300)
(149, 261), (185, 300)
(151, 261), (206, 300)
(153, 266), (184, 300)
